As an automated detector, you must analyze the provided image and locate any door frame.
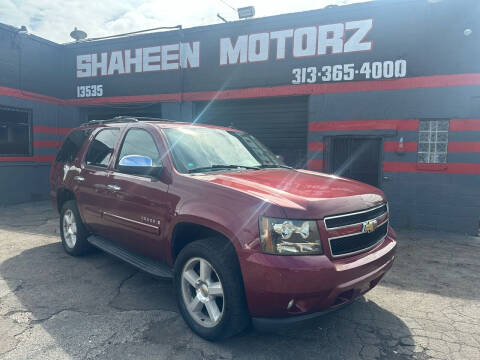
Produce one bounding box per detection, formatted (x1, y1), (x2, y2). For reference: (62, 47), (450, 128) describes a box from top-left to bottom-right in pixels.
(325, 135), (385, 188)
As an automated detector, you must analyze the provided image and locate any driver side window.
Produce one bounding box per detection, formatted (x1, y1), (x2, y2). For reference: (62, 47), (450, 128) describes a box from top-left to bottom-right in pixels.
(116, 128), (161, 170)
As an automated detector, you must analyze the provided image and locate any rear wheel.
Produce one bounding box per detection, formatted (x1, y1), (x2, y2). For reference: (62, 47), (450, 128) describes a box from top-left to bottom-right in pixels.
(60, 200), (92, 256)
(174, 237), (250, 341)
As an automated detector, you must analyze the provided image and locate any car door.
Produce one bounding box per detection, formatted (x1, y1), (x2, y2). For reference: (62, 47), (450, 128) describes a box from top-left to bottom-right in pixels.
(74, 127), (121, 236)
(101, 126), (172, 261)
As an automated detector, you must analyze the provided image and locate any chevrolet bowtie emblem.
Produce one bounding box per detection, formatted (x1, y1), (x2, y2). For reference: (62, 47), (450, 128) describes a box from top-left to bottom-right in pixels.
(362, 219), (378, 233)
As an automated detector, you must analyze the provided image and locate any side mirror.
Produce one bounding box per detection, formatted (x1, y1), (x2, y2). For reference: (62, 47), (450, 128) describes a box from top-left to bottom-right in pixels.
(118, 155), (163, 178)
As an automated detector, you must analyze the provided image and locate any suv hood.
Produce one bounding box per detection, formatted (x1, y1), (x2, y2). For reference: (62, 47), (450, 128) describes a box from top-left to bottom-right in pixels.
(196, 168), (385, 219)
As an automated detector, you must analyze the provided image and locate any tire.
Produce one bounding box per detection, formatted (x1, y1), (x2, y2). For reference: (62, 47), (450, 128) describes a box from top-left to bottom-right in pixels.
(174, 237), (250, 341)
(60, 200), (92, 256)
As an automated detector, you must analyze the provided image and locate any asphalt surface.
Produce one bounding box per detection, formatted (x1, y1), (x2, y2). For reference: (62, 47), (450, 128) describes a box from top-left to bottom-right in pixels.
(0, 201), (479, 360)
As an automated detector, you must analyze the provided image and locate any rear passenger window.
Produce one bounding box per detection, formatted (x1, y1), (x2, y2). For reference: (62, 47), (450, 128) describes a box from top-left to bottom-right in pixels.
(56, 129), (91, 163)
(85, 128), (120, 168)
(116, 129), (161, 168)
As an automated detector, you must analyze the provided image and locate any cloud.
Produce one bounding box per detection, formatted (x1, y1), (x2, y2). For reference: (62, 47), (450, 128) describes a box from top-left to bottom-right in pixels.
(0, 0), (369, 43)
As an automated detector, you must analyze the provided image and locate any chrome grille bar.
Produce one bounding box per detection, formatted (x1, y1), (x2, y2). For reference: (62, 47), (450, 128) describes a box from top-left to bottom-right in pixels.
(324, 203), (388, 230)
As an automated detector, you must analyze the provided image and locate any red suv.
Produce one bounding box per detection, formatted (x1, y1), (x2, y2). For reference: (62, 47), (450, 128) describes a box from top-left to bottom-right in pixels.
(50, 117), (396, 340)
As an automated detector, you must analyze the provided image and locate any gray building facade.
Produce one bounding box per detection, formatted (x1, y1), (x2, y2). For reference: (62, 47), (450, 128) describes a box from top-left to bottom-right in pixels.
(0, 0), (479, 234)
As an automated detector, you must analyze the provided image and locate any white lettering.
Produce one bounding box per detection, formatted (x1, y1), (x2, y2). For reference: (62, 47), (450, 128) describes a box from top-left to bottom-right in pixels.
(180, 42), (200, 68)
(344, 19), (373, 53)
(293, 27), (317, 57)
(124, 49), (142, 73)
(143, 46), (161, 72)
(220, 36), (248, 65)
(74, 19), (374, 77)
(270, 30), (293, 60)
(91, 52), (108, 77)
(162, 44), (179, 70)
(318, 23), (344, 55)
(76, 55), (91, 78)
(108, 51), (125, 75)
(248, 33), (269, 62)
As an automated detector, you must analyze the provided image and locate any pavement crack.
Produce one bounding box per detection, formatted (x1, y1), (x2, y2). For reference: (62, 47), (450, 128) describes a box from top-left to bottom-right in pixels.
(31, 308), (89, 324)
(107, 270), (138, 310)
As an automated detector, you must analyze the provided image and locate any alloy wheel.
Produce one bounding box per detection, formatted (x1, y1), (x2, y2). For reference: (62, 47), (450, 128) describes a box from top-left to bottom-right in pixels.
(63, 209), (77, 249)
(181, 257), (225, 328)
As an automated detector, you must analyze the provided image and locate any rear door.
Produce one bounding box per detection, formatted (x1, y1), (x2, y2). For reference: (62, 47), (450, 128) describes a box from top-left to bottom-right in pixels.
(74, 127), (121, 235)
(101, 126), (171, 261)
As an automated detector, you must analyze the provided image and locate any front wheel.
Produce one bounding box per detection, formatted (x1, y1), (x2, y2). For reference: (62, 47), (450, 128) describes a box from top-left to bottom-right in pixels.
(174, 237), (250, 341)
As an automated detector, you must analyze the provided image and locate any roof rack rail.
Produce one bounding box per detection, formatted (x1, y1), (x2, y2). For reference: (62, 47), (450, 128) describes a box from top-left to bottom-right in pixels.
(131, 117), (172, 122)
(84, 116), (172, 125)
(85, 116), (138, 125)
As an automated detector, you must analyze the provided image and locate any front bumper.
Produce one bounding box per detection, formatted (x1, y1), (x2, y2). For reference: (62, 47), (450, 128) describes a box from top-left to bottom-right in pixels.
(252, 299), (354, 331)
(240, 232), (396, 319)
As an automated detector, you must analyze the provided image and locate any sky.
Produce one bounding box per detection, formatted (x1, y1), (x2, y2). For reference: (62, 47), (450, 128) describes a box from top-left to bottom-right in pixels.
(0, 0), (370, 43)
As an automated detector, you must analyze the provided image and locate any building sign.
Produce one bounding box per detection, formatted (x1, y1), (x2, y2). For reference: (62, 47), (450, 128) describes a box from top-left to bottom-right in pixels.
(76, 19), (374, 78)
(219, 19), (373, 66)
(76, 42), (200, 77)
(67, 1), (474, 100)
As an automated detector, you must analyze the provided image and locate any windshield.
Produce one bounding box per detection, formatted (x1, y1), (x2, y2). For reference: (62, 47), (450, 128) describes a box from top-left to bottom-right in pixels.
(163, 127), (286, 173)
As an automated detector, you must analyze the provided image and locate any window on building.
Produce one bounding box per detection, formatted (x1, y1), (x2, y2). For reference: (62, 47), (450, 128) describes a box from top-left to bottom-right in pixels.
(418, 119), (449, 164)
(0, 107), (32, 156)
(85, 128), (120, 167)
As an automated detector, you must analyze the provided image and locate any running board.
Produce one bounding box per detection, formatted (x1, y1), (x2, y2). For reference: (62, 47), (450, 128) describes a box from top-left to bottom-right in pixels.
(87, 235), (173, 279)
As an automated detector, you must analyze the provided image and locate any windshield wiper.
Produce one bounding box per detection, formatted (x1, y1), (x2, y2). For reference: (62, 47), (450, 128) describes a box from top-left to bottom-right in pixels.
(259, 164), (294, 169)
(188, 164), (261, 173)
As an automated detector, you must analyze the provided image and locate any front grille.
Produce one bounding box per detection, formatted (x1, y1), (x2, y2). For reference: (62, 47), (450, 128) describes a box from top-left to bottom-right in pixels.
(324, 204), (388, 229)
(329, 221), (388, 257)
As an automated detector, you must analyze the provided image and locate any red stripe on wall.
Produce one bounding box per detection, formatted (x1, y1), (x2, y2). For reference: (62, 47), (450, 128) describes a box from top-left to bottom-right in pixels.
(33, 125), (71, 135)
(448, 142), (480, 153)
(33, 140), (61, 148)
(0, 86), (63, 105)
(0, 155), (55, 163)
(3, 74), (480, 106)
(180, 73), (480, 102)
(65, 93), (181, 106)
(309, 119), (419, 132)
(450, 119), (480, 131)
(384, 141), (418, 152)
(308, 160), (324, 170)
(308, 142), (324, 151)
(383, 162), (480, 174)
(382, 141), (480, 153)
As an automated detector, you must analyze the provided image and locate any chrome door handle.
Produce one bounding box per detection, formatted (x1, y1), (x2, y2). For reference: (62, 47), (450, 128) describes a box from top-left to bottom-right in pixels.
(107, 184), (121, 191)
(74, 176), (85, 182)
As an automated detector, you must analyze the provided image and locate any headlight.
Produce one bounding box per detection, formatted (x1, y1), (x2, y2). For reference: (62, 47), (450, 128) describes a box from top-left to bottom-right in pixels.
(259, 217), (323, 255)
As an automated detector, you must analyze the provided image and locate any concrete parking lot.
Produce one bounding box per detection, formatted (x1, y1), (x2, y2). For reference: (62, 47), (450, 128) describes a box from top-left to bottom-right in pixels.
(0, 202), (479, 360)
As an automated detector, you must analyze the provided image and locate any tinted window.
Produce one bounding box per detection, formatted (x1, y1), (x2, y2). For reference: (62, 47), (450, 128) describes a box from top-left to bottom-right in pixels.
(0, 107), (31, 156)
(85, 128), (120, 168)
(56, 129), (91, 163)
(116, 129), (161, 168)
